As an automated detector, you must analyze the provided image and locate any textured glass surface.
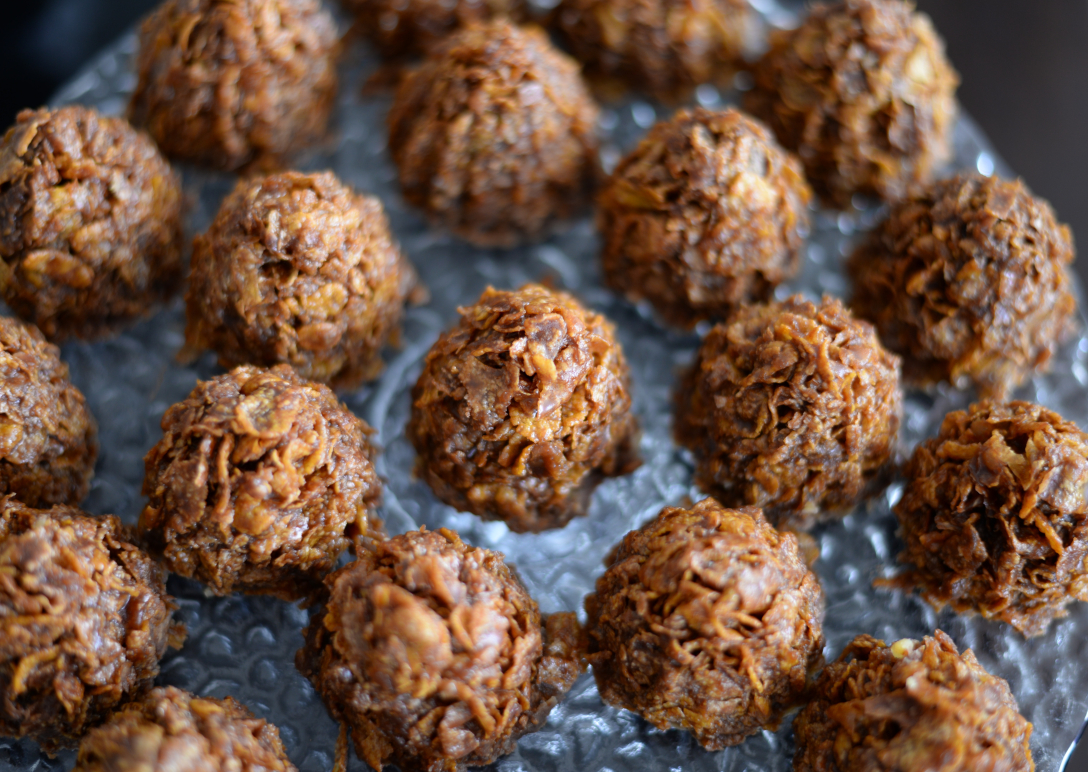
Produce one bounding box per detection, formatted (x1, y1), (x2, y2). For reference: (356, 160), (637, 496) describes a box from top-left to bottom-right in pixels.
(2, 3), (1087, 771)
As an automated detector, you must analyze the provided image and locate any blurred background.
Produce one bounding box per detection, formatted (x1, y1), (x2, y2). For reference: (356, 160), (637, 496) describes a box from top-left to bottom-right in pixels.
(0, 0), (1086, 769)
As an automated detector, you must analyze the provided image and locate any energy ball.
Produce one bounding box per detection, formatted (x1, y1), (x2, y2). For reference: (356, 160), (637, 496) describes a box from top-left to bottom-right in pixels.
(744, 0), (958, 207)
(0, 499), (178, 752)
(407, 284), (639, 533)
(598, 107), (812, 328)
(893, 401), (1088, 637)
(185, 171), (421, 390)
(0, 106), (184, 340)
(676, 295), (902, 531)
(73, 687), (296, 772)
(139, 364), (383, 600)
(554, 0), (751, 99)
(849, 174), (1077, 399)
(345, 0), (525, 59)
(0, 316), (97, 507)
(793, 632), (1034, 772)
(297, 527), (583, 772)
(129, 0), (339, 171)
(585, 498), (824, 750)
(388, 21), (600, 247)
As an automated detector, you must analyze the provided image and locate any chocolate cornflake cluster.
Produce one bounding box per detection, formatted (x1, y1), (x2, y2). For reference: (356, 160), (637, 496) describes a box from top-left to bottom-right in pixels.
(185, 171), (421, 390)
(408, 284), (639, 532)
(585, 499), (824, 750)
(298, 527), (583, 772)
(345, 0), (525, 59)
(388, 21), (600, 247)
(0, 316), (97, 507)
(745, 0), (958, 207)
(0, 499), (178, 752)
(139, 364), (383, 600)
(793, 631), (1034, 772)
(129, 0), (339, 170)
(0, 105), (184, 340)
(893, 401), (1088, 637)
(849, 173), (1077, 398)
(676, 295), (902, 531)
(73, 686), (296, 772)
(553, 0), (751, 99)
(598, 107), (812, 328)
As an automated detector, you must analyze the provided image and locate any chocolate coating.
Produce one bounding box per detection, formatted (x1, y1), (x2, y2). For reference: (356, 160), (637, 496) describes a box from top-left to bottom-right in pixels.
(73, 686), (296, 772)
(297, 527), (583, 772)
(793, 631), (1034, 772)
(893, 401), (1088, 637)
(585, 498), (825, 750)
(407, 284), (639, 532)
(745, 0), (958, 207)
(598, 107), (812, 328)
(129, 0), (339, 170)
(185, 171), (420, 390)
(0, 106), (184, 340)
(139, 364), (382, 600)
(388, 21), (600, 247)
(0, 499), (177, 752)
(849, 174), (1077, 399)
(554, 0), (750, 99)
(0, 316), (97, 507)
(345, 0), (525, 59)
(676, 295), (902, 531)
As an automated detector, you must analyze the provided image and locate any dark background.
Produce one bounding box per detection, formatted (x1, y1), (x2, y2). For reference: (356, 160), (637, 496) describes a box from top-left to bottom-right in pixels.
(0, 0), (1086, 769)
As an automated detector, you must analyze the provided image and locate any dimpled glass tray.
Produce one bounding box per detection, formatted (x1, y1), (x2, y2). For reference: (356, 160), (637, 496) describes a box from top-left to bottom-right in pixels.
(3, 2), (1088, 771)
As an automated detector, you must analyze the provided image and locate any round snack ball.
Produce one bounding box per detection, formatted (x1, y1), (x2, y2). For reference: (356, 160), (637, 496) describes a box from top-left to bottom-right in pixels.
(297, 527), (583, 772)
(744, 0), (958, 207)
(0, 106), (184, 340)
(129, 0), (339, 171)
(585, 498), (825, 749)
(0, 316), (97, 507)
(554, 0), (751, 99)
(185, 171), (421, 390)
(676, 295), (902, 531)
(894, 401), (1088, 637)
(407, 284), (640, 532)
(388, 21), (600, 247)
(139, 364), (383, 600)
(849, 174), (1076, 399)
(73, 687), (296, 772)
(598, 107), (812, 328)
(793, 631), (1034, 772)
(0, 499), (177, 752)
(345, 0), (525, 59)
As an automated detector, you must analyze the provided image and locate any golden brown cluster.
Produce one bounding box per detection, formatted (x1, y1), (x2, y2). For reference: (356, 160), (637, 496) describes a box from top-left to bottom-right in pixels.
(345, 0), (526, 58)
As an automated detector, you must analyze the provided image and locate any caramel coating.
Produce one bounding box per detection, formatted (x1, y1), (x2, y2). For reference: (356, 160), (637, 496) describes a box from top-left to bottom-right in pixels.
(388, 21), (600, 247)
(745, 0), (958, 207)
(849, 174), (1077, 399)
(74, 686), (296, 772)
(407, 284), (640, 532)
(586, 499), (824, 750)
(0, 106), (184, 340)
(129, 0), (339, 170)
(0, 499), (177, 752)
(893, 401), (1088, 637)
(793, 631), (1034, 772)
(598, 107), (812, 328)
(345, 0), (525, 59)
(139, 364), (382, 600)
(0, 316), (97, 507)
(676, 295), (902, 531)
(554, 0), (750, 99)
(185, 171), (420, 390)
(297, 527), (583, 772)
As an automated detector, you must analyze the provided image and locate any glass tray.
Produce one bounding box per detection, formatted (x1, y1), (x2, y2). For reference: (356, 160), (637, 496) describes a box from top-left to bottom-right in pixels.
(3, 2), (1087, 770)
